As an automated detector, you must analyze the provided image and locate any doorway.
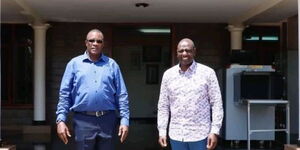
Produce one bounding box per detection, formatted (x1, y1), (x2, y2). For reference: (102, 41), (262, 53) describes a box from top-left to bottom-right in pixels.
(112, 25), (171, 118)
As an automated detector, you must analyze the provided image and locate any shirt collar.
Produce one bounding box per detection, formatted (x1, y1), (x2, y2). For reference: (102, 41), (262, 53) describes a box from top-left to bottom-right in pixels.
(177, 60), (196, 74)
(82, 51), (107, 63)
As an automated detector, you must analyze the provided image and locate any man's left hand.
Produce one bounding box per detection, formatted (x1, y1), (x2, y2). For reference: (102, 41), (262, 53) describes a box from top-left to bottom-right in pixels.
(207, 133), (218, 150)
(118, 125), (129, 143)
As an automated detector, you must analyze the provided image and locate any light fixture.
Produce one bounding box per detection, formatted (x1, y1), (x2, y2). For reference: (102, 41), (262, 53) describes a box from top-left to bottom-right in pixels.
(261, 36), (278, 41)
(245, 36), (259, 41)
(138, 28), (170, 34)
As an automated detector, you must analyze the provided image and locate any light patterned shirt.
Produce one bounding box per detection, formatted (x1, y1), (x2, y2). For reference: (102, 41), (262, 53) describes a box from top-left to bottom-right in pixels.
(157, 61), (223, 142)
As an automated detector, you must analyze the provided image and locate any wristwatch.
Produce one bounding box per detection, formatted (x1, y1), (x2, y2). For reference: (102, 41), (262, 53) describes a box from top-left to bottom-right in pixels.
(56, 119), (64, 125)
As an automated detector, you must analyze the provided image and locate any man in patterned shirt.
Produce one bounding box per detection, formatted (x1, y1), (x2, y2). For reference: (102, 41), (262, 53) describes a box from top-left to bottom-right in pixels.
(157, 38), (223, 150)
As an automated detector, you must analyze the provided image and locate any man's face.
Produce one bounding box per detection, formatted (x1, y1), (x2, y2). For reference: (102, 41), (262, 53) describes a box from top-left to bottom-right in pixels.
(85, 31), (104, 57)
(177, 41), (195, 66)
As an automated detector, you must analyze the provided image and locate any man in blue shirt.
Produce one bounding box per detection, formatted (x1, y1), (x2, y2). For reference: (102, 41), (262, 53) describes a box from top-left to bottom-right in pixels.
(56, 29), (130, 150)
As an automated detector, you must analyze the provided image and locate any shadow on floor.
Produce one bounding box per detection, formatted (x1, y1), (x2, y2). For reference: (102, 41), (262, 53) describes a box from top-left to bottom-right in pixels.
(1, 120), (289, 150)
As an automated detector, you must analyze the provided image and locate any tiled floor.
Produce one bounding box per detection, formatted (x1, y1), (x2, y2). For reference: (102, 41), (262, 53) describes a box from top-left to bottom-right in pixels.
(1, 121), (291, 150)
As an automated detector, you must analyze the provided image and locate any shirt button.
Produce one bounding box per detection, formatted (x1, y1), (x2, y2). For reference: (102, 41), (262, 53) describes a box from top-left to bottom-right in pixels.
(95, 80), (97, 83)
(96, 90), (98, 93)
(94, 71), (96, 73)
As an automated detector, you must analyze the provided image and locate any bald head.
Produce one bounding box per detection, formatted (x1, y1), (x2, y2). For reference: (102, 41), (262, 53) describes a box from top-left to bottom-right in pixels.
(177, 38), (195, 49)
(176, 38), (196, 69)
(85, 29), (104, 62)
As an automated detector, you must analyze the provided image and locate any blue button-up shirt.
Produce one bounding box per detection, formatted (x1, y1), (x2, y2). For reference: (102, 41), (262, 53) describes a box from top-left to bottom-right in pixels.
(56, 52), (130, 126)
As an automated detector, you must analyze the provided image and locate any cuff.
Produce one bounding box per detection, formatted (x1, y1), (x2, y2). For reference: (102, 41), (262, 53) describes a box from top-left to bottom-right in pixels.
(159, 129), (167, 137)
(56, 114), (67, 123)
(120, 117), (129, 126)
(210, 126), (220, 135)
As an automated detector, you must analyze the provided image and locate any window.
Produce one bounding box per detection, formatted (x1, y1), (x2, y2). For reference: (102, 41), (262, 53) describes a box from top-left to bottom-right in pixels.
(1, 24), (33, 107)
(244, 35), (279, 41)
(242, 26), (280, 65)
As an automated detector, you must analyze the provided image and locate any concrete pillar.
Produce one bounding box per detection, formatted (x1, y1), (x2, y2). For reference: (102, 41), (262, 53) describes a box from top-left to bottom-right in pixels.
(31, 24), (49, 123)
(228, 25), (245, 50)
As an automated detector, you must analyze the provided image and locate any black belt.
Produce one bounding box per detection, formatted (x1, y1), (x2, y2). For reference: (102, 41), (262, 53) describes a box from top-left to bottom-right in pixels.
(75, 110), (114, 117)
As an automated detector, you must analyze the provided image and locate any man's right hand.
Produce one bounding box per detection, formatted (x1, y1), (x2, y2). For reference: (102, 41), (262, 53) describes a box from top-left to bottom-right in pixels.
(158, 136), (167, 147)
(57, 121), (71, 144)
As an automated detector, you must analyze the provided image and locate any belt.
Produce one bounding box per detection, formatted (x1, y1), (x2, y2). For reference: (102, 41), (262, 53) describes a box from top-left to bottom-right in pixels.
(75, 110), (113, 117)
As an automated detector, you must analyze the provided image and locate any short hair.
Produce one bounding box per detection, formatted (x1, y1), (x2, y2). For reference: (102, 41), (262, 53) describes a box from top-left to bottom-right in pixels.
(86, 29), (104, 40)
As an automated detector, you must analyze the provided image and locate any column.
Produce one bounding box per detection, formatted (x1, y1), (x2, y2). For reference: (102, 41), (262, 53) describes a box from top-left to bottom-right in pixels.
(31, 24), (49, 124)
(228, 24), (245, 50)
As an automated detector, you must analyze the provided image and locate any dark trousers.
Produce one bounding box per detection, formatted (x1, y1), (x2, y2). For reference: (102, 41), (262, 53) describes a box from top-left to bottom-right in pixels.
(73, 112), (117, 150)
(170, 138), (208, 150)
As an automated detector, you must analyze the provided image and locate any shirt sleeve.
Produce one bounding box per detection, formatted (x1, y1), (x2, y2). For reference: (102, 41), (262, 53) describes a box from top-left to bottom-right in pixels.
(207, 70), (224, 135)
(114, 64), (130, 126)
(157, 72), (170, 137)
(56, 61), (74, 122)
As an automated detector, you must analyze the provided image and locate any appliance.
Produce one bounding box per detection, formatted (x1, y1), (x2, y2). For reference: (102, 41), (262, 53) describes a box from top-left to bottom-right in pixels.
(223, 65), (282, 140)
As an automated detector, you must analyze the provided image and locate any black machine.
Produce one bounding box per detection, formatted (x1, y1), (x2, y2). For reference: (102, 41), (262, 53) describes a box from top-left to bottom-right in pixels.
(234, 71), (284, 103)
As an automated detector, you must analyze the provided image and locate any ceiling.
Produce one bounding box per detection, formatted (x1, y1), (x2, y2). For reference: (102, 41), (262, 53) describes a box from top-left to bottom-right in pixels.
(1, 0), (298, 25)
